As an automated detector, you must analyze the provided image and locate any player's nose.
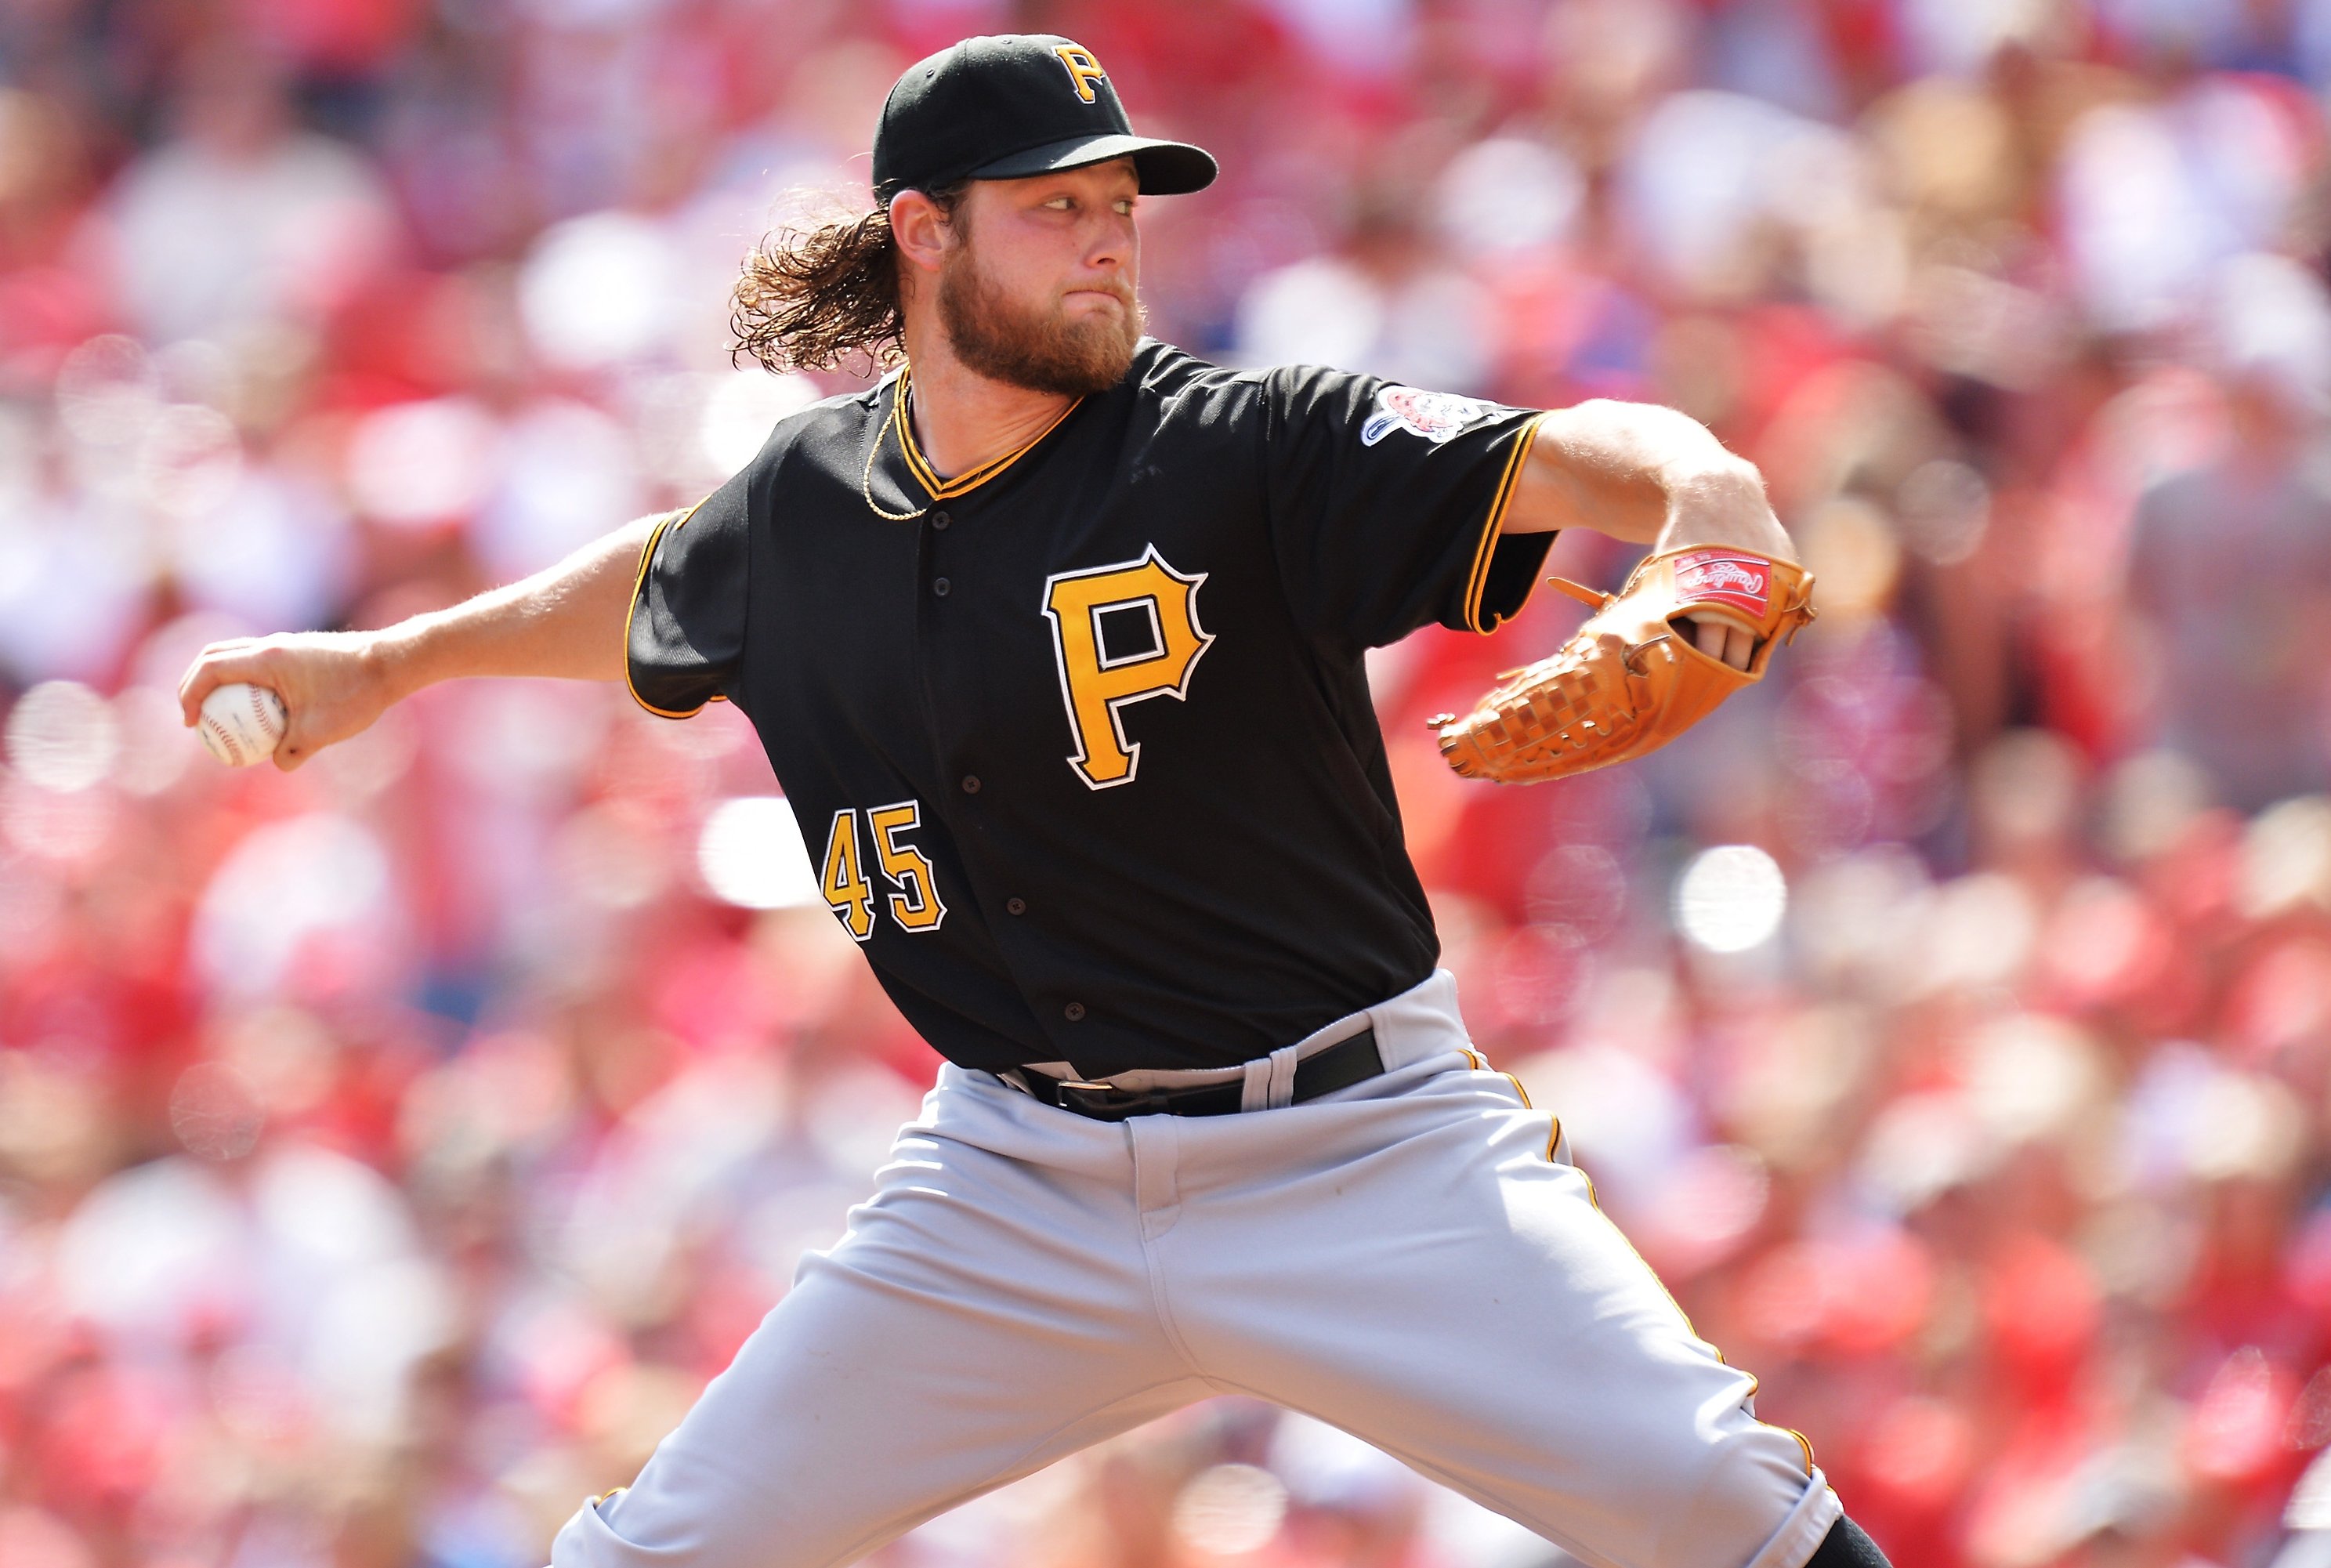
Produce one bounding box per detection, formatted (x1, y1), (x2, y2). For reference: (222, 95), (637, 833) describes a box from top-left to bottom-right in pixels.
(1083, 213), (1135, 270)
(1080, 241), (1128, 280)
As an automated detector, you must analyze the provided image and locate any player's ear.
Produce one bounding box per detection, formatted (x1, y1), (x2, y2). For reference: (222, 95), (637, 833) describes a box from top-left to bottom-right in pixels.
(889, 189), (953, 276)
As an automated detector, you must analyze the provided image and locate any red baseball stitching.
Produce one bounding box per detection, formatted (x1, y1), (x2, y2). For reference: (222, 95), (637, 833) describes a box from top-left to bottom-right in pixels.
(201, 712), (242, 766)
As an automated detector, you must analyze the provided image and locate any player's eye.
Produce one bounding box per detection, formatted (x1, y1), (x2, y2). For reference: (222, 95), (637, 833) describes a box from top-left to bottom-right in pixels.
(1042, 196), (1073, 211)
(1114, 199), (1135, 215)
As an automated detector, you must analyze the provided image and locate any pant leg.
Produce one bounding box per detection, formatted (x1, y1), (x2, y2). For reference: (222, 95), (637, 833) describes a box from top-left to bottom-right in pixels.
(552, 1066), (1205, 1568)
(1155, 1052), (1839, 1568)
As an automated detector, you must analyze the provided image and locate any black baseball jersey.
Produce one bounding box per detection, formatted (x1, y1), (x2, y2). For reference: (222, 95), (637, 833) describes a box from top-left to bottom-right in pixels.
(628, 339), (1552, 1075)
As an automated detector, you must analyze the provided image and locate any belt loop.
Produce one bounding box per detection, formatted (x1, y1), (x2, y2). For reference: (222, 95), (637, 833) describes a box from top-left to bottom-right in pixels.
(1265, 1043), (1301, 1110)
(1240, 1058), (1270, 1112)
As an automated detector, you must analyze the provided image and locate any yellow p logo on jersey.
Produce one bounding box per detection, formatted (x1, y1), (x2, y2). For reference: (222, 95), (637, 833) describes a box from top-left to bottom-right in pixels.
(1043, 548), (1214, 789)
(1052, 44), (1108, 103)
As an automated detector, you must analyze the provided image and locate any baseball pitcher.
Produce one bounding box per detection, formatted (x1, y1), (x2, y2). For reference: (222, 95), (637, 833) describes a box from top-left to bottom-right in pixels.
(180, 34), (1869, 1568)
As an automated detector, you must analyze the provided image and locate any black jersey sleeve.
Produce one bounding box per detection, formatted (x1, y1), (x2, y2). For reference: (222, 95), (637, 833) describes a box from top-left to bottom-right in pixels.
(626, 475), (749, 719)
(1257, 366), (1554, 647)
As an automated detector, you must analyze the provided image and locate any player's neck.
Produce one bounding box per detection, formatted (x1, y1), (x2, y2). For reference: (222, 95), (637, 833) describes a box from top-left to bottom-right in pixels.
(898, 338), (1077, 483)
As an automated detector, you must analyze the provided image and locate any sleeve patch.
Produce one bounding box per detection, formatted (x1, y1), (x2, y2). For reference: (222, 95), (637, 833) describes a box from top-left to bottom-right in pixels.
(1361, 386), (1503, 447)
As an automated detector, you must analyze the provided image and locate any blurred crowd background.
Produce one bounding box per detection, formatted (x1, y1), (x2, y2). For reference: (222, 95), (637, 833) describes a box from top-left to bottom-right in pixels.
(10, 0), (2331, 1566)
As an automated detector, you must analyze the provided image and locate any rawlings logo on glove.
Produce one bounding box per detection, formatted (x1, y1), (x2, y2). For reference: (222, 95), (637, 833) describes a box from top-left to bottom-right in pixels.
(1671, 552), (1770, 613)
(1429, 545), (1815, 785)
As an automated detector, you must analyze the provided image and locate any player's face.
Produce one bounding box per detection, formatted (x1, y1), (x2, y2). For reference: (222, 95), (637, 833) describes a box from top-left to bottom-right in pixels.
(937, 159), (1143, 397)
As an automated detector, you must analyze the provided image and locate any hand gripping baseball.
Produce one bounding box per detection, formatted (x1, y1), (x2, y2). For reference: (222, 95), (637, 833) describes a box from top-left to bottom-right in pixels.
(1430, 545), (1815, 784)
(177, 632), (393, 773)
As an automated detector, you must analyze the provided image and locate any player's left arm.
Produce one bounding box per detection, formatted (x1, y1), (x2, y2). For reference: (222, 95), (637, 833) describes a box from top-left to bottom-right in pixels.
(1499, 400), (1792, 670)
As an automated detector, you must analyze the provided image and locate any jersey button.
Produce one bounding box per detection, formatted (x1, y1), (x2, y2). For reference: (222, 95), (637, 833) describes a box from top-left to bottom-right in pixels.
(932, 577), (950, 597)
(960, 775), (981, 795)
(929, 509), (950, 531)
(1063, 1001), (1087, 1022)
(1005, 897), (1026, 915)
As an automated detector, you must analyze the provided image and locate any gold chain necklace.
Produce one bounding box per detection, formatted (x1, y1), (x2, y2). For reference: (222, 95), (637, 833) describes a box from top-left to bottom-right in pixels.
(860, 378), (928, 522)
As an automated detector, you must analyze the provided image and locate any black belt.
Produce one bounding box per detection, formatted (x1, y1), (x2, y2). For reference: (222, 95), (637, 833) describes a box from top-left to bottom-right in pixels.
(1019, 1028), (1384, 1121)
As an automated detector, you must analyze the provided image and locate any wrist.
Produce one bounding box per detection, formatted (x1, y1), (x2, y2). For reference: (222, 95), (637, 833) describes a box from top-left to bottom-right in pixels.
(1656, 459), (1793, 561)
(1659, 455), (1761, 514)
(363, 621), (434, 704)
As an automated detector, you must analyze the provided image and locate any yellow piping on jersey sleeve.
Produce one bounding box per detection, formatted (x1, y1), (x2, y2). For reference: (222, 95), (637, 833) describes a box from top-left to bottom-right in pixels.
(624, 498), (722, 720)
(1459, 413), (1546, 636)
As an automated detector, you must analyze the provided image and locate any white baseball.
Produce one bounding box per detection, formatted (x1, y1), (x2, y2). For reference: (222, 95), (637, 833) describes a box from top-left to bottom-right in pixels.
(197, 683), (288, 768)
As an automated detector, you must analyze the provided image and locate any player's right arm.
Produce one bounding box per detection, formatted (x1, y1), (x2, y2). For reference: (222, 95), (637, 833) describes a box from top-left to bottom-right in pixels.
(176, 512), (664, 771)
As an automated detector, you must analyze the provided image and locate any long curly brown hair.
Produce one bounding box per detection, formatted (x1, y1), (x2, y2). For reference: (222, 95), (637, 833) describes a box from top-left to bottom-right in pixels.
(729, 183), (967, 374)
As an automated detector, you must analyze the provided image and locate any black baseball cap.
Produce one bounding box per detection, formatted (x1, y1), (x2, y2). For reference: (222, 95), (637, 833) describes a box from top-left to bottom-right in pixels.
(871, 34), (1218, 201)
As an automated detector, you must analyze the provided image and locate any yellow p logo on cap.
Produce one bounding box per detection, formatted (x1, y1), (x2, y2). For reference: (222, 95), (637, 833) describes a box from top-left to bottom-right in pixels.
(1053, 44), (1107, 103)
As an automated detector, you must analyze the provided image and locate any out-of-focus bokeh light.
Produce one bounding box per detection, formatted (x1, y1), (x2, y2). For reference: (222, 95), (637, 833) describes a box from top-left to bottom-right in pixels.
(699, 371), (823, 476)
(1171, 1462), (1288, 1557)
(2242, 795), (2331, 918)
(556, 802), (671, 912)
(1894, 458), (1991, 566)
(110, 685), (212, 806)
(192, 813), (398, 998)
(697, 795), (820, 911)
(138, 403), (243, 520)
(2099, 749), (2213, 864)
(1234, 255), (1384, 371)
(1674, 844), (1787, 953)
(519, 212), (679, 371)
(4, 679), (118, 791)
(1795, 497), (1902, 620)
(1914, 871), (2039, 994)
(2, 777), (114, 863)
(1859, 1090), (1989, 1215)
(346, 397), (500, 527)
(1642, 1143), (1770, 1276)
(473, 400), (645, 578)
(2185, 1069), (2306, 1182)
(2186, 1346), (2294, 1485)
(1962, 1013), (2101, 1147)
(169, 1061), (265, 1162)
(52, 334), (157, 446)
(2215, 247), (2331, 397)
(1436, 136), (1584, 256)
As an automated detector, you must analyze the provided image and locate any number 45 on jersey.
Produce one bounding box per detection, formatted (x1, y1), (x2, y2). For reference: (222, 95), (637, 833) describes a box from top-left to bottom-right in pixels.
(822, 802), (947, 940)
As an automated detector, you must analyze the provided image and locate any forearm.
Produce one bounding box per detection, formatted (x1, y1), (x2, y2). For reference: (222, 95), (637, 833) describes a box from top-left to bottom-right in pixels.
(375, 512), (662, 699)
(179, 512), (668, 770)
(1505, 400), (1794, 560)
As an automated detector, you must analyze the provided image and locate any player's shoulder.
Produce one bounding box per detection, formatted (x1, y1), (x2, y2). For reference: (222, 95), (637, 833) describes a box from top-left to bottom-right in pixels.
(1128, 345), (1489, 417)
(1124, 339), (1256, 405)
(1117, 340), (1356, 432)
(1123, 339), (1366, 393)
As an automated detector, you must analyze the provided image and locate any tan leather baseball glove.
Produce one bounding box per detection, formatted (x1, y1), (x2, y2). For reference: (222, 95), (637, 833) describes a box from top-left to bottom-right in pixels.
(1430, 545), (1815, 784)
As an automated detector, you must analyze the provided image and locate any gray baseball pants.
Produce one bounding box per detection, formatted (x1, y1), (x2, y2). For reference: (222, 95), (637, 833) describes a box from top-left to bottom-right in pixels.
(551, 971), (1839, 1568)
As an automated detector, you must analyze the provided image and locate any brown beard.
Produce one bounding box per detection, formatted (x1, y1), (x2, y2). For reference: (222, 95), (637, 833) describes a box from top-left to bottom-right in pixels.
(936, 241), (1142, 397)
